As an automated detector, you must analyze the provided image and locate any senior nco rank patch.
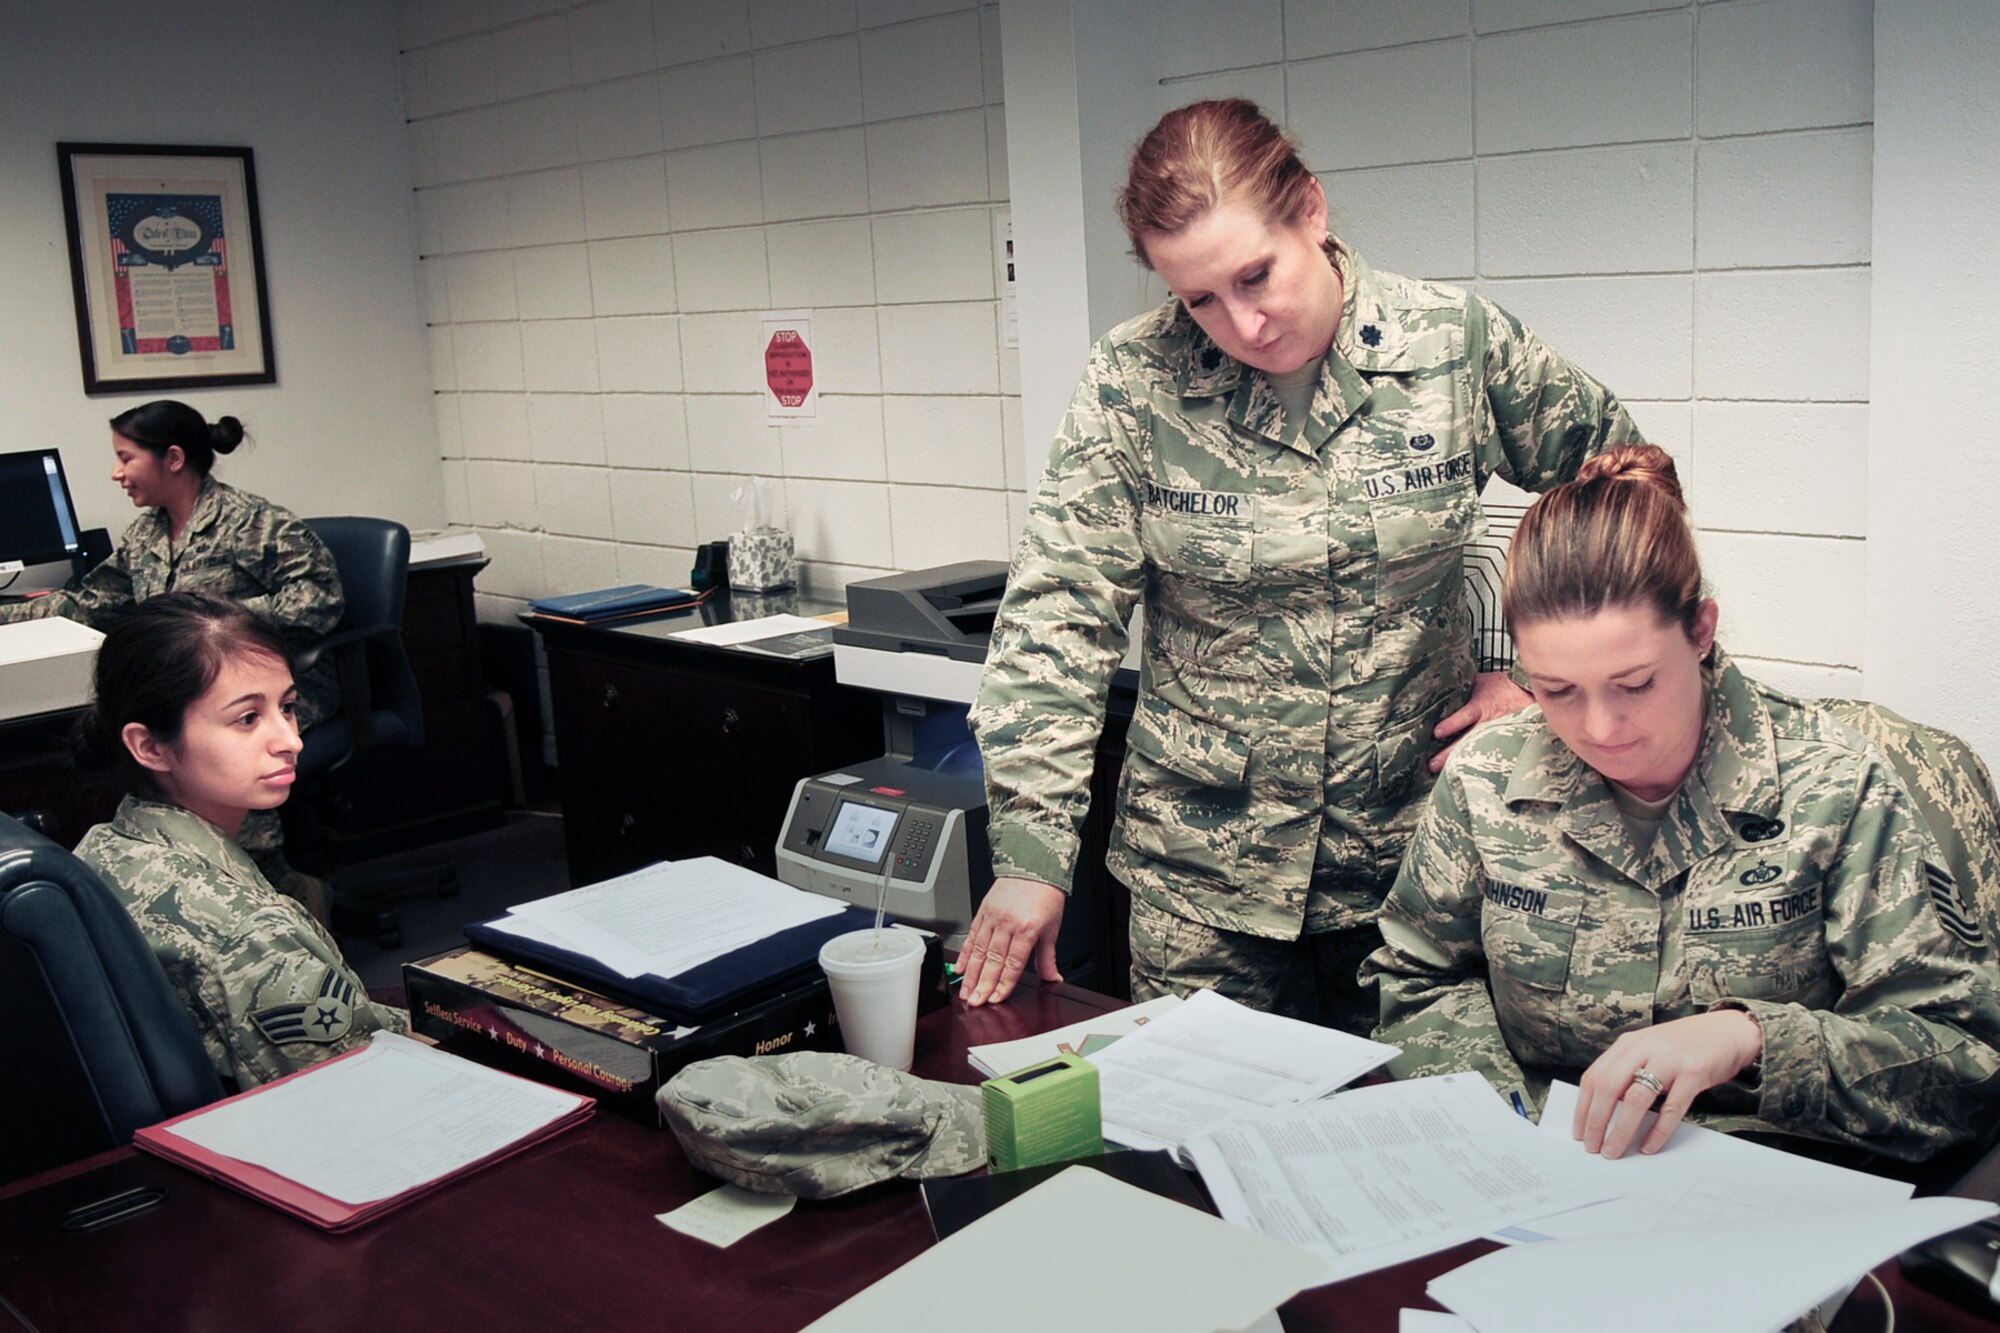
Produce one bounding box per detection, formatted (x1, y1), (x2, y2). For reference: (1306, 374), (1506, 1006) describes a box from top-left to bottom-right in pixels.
(1926, 863), (1987, 947)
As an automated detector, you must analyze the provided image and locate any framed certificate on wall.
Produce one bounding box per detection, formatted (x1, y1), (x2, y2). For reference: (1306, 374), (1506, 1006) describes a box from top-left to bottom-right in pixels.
(57, 142), (277, 394)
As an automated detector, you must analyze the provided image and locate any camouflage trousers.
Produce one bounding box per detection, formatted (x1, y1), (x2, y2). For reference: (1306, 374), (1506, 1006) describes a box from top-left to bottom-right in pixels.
(1127, 894), (1383, 1036)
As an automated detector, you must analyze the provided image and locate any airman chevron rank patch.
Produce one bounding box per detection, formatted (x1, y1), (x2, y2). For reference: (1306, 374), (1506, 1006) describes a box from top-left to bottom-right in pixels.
(252, 967), (358, 1044)
(1925, 863), (1987, 947)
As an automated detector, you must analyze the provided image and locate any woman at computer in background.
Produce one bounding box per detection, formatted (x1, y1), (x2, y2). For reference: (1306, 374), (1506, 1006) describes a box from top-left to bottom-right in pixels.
(0, 399), (343, 721)
(72, 593), (404, 1090)
(0, 400), (344, 895)
(1365, 443), (2000, 1165)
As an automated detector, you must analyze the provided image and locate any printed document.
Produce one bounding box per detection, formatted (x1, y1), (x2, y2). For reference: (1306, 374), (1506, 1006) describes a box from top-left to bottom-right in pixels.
(1429, 1195), (1997, 1333)
(1490, 1080), (1912, 1244)
(965, 994), (1182, 1077)
(658, 1185), (797, 1248)
(486, 856), (843, 979)
(1085, 989), (1398, 1151)
(167, 1033), (586, 1204)
(672, 613), (831, 646)
(1183, 1072), (1611, 1285)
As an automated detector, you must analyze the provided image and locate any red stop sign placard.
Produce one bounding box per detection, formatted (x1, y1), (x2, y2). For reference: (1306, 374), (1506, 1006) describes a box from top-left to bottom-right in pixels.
(765, 329), (813, 407)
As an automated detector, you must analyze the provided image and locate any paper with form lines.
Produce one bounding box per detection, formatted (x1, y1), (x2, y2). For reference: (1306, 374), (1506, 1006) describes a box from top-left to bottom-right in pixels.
(1182, 1072), (1613, 1287)
(164, 1033), (586, 1205)
(1486, 1080), (1911, 1245)
(1085, 989), (1398, 1152)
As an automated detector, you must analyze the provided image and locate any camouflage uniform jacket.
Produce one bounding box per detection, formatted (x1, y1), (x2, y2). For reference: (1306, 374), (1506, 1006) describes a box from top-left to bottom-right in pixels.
(76, 796), (406, 1089)
(971, 247), (1642, 939)
(1367, 653), (2000, 1161)
(1820, 699), (2000, 949)
(0, 476), (344, 726)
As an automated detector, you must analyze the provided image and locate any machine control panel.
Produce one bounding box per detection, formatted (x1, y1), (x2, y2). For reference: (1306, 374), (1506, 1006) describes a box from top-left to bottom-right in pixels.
(776, 770), (990, 940)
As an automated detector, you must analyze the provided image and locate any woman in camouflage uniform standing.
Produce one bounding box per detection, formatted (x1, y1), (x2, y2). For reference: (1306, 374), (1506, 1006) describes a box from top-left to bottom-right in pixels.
(73, 593), (404, 1089)
(963, 100), (1642, 1028)
(1367, 445), (2000, 1163)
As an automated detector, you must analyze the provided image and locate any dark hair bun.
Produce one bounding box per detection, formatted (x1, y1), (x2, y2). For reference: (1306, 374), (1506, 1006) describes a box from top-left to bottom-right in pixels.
(70, 704), (126, 776)
(1575, 443), (1683, 507)
(210, 415), (245, 454)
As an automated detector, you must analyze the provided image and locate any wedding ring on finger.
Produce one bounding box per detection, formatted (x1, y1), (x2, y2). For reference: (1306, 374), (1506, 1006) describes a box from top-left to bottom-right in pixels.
(1631, 1068), (1665, 1097)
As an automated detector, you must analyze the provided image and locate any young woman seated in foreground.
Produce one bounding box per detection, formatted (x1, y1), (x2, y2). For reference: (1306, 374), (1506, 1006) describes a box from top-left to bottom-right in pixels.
(74, 592), (405, 1089)
(1364, 444), (2000, 1163)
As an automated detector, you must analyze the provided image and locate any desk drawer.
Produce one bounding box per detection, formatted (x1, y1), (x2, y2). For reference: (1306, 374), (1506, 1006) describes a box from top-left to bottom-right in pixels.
(665, 673), (806, 822)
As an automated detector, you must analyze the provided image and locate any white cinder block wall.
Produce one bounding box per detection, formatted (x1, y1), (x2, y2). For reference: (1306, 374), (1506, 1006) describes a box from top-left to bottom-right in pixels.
(1072, 0), (1872, 699)
(400, 0), (1878, 700)
(397, 0), (1023, 620)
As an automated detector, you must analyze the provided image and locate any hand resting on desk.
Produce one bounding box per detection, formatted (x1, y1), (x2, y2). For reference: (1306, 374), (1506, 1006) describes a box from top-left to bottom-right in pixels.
(959, 877), (1065, 1007)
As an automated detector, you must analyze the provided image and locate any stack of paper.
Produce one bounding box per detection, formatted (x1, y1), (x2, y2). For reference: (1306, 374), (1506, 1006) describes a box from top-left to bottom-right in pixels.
(1428, 1196), (1996, 1332)
(1183, 1072), (1613, 1286)
(468, 856), (870, 1021)
(672, 613), (837, 660)
(1085, 989), (1398, 1152)
(1491, 1081), (1915, 1244)
(407, 527), (487, 570)
(135, 1033), (593, 1232)
(479, 857), (845, 980)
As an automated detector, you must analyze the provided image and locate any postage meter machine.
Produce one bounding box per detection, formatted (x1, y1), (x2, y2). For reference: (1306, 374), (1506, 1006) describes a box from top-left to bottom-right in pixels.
(775, 563), (1001, 948)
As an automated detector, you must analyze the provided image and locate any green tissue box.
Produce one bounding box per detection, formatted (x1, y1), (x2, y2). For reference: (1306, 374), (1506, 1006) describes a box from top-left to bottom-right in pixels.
(981, 1053), (1103, 1173)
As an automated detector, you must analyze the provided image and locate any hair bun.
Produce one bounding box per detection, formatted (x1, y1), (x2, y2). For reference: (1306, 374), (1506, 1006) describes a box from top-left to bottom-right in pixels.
(1575, 443), (1683, 506)
(70, 705), (123, 775)
(210, 415), (245, 454)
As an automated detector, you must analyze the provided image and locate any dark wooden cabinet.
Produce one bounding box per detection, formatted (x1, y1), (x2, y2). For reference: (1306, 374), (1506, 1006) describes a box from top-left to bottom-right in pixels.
(534, 605), (883, 888)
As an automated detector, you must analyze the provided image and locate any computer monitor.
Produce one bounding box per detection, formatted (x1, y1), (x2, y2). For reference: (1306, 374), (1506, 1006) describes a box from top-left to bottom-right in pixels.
(0, 449), (84, 571)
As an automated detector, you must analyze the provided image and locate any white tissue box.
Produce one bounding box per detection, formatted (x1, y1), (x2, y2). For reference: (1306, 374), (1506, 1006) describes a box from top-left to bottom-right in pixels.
(730, 527), (797, 592)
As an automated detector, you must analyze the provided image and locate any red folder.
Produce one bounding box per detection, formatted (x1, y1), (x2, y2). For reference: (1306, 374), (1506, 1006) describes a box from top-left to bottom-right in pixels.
(133, 1041), (595, 1233)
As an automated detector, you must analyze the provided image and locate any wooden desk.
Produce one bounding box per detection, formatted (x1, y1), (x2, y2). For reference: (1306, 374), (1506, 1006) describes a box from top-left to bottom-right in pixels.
(530, 594), (881, 888)
(0, 980), (1987, 1333)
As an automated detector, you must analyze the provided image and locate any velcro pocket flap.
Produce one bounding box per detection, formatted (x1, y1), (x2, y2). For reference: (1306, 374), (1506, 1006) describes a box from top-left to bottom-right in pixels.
(1126, 694), (1251, 790)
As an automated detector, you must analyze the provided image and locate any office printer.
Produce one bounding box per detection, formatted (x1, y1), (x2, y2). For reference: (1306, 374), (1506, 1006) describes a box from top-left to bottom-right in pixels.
(776, 563), (1001, 947)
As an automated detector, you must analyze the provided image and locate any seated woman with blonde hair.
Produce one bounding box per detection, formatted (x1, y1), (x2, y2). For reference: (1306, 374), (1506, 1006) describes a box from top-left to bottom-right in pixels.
(1365, 444), (2000, 1163)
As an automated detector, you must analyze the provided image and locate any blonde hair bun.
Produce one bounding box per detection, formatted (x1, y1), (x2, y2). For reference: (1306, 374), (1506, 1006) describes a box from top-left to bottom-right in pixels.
(1574, 443), (1685, 507)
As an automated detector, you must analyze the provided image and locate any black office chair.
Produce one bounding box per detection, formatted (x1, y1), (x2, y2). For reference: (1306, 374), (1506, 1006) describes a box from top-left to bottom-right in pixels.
(0, 813), (224, 1185)
(293, 517), (454, 948)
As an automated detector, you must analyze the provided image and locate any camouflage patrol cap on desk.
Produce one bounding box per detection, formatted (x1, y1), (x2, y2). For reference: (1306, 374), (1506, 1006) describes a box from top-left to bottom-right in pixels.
(658, 1052), (986, 1199)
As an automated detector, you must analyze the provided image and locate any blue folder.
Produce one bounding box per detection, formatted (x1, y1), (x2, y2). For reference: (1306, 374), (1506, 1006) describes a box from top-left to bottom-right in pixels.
(528, 584), (700, 622)
(465, 904), (878, 1024)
